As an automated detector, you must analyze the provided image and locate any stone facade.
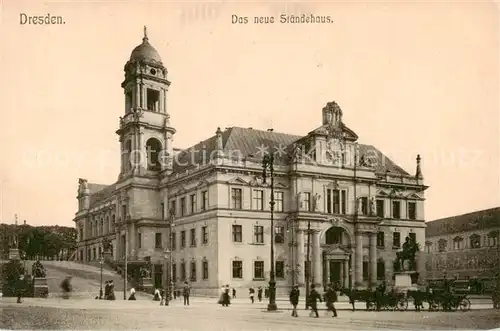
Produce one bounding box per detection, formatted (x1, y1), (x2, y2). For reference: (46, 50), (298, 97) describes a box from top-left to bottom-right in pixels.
(425, 207), (500, 282)
(73, 28), (429, 296)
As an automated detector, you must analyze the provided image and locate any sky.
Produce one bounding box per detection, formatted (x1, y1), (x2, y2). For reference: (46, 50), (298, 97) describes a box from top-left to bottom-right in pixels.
(0, 1), (499, 227)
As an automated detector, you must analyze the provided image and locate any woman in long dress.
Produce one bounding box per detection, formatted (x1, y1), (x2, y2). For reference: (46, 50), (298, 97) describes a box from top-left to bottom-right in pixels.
(128, 287), (137, 300)
(218, 286), (225, 304)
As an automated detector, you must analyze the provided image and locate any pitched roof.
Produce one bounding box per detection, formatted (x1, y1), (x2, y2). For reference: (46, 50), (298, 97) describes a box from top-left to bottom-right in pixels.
(172, 126), (410, 176)
(425, 207), (500, 237)
(89, 183), (117, 205)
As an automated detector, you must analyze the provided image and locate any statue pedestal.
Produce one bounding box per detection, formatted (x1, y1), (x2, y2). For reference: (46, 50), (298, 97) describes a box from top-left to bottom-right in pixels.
(9, 248), (20, 260)
(140, 277), (153, 294)
(395, 273), (412, 288)
(33, 278), (49, 298)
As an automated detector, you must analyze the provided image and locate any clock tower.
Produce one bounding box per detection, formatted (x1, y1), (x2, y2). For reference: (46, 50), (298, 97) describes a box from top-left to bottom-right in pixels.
(117, 27), (176, 178)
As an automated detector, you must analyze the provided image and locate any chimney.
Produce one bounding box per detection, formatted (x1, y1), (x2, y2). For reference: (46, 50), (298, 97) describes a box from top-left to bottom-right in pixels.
(23, 220), (26, 225)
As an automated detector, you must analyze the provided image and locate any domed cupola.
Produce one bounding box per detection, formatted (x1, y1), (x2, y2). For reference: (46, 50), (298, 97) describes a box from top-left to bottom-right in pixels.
(129, 26), (162, 64)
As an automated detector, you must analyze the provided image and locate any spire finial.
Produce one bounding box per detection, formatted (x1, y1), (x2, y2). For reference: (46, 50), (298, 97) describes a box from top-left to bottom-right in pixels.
(143, 25), (148, 41)
(416, 154), (423, 179)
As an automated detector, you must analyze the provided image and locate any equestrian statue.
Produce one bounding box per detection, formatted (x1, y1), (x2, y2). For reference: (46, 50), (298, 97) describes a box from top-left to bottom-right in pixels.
(394, 236), (419, 272)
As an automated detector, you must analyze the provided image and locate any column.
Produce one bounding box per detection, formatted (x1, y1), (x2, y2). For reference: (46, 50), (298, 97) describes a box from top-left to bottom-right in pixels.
(142, 85), (146, 109)
(163, 88), (167, 113)
(297, 230), (305, 285)
(417, 251), (426, 285)
(135, 83), (140, 108)
(325, 258), (330, 285)
(369, 233), (377, 286)
(343, 260), (349, 288)
(129, 224), (136, 260)
(355, 232), (363, 286)
(312, 231), (322, 286)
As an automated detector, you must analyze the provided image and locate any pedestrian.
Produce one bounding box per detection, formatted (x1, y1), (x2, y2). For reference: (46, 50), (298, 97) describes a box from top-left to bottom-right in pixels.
(324, 284), (338, 317)
(160, 288), (165, 305)
(128, 287), (136, 300)
(289, 285), (300, 317)
(108, 280), (116, 300)
(218, 286), (225, 304)
(249, 287), (255, 303)
(60, 276), (72, 299)
(257, 286), (263, 302)
(222, 286), (231, 307)
(153, 288), (161, 301)
(308, 284), (322, 318)
(16, 274), (24, 304)
(232, 287), (236, 299)
(183, 282), (190, 306)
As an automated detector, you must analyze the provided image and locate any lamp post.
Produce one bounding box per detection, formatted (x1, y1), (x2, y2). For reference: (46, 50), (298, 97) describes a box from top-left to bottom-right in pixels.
(163, 248), (171, 306)
(304, 219), (311, 309)
(262, 153), (277, 311)
(99, 255), (104, 299)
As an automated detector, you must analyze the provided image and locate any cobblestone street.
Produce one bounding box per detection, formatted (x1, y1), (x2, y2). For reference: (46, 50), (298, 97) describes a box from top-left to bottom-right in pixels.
(1, 296), (499, 330)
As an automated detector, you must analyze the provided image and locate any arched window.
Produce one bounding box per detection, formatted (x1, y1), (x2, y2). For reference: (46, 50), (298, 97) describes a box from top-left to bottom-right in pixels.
(438, 238), (447, 252)
(469, 234), (481, 249)
(111, 214), (116, 231)
(124, 140), (132, 170)
(325, 227), (343, 245)
(452, 236), (463, 250)
(146, 138), (162, 171)
(425, 241), (432, 253)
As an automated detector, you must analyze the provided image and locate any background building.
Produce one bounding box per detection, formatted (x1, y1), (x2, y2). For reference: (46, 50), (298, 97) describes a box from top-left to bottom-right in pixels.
(74, 28), (429, 295)
(425, 207), (500, 289)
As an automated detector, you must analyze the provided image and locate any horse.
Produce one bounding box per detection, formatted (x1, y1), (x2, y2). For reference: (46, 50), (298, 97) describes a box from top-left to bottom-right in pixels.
(340, 288), (376, 311)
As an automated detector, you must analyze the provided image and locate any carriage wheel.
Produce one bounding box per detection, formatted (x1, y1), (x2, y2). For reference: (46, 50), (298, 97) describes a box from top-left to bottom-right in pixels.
(397, 298), (408, 311)
(459, 298), (471, 312)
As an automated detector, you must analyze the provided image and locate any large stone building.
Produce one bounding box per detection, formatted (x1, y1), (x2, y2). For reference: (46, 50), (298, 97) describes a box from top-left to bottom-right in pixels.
(73, 28), (429, 295)
(425, 207), (500, 286)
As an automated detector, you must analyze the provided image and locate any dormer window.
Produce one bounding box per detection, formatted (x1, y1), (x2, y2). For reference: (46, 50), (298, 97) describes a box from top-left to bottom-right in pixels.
(146, 88), (160, 111)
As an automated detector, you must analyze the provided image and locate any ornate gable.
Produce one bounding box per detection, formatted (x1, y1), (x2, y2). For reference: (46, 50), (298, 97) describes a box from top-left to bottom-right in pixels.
(274, 182), (288, 189)
(406, 192), (423, 200)
(197, 179), (209, 188)
(227, 177), (248, 185)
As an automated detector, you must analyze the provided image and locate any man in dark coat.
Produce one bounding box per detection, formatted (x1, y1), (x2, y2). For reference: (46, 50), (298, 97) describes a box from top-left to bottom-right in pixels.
(324, 285), (338, 317)
(257, 286), (263, 302)
(183, 282), (190, 306)
(16, 274), (25, 304)
(289, 285), (300, 317)
(308, 284), (322, 318)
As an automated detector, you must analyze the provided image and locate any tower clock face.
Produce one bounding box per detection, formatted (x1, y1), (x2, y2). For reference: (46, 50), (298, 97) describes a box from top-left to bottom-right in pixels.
(150, 68), (156, 75)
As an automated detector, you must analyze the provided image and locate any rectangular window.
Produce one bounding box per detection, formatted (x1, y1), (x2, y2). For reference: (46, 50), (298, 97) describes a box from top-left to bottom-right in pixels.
(254, 261), (264, 279)
(362, 261), (368, 280)
(190, 228), (196, 247)
(275, 226), (285, 244)
(202, 260), (209, 279)
(138, 233), (142, 248)
(122, 205), (127, 221)
(253, 190), (264, 210)
(181, 231), (186, 248)
(155, 233), (162, 249)
(276, 261), (285, 278)
(360, 197), (368, 215)
(377, 261), (385, 280)
(201, 190), (208, 211)
(180, 197), (186, 216)
(376, 199), (385, 218)
(190, 261), (196, 282)
(232, 225), (242, 243)
(407, 202), (416, 220)
(172, 263), (177, 281)
(231, 188), (242, 209)
(254, 225), (264, 244)
(438, 239), (447, 252)
(376, 231), (385, 247)
(171, 232), (176, 251)
(190, 194), (196, 214)
(202, 226), (208, 244)
(326, 189), (347, 214)
(146, 88), (160, 111)
(170, 199), (177, 216)
(392, 232), (401, 248)
(232, 261), (243, 279)
(180, 262), (186, 281)
(392, 201), (401, 219)
(303, 192), (311, 211)
(409, 232), (417, 244)
(274, 192), (284, 212)
(161, 202), (165, 220)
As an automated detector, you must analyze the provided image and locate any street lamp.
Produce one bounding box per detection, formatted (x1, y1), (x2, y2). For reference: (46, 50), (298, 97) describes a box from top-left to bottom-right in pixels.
(304, 219), (311, 309)
(163, 248), (171, 306)
(262, 153), (277, 311)
(99, 255), (104, 299)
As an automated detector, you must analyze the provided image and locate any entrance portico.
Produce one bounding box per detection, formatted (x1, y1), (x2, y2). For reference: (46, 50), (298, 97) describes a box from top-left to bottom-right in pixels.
(322, 245), (351, 288)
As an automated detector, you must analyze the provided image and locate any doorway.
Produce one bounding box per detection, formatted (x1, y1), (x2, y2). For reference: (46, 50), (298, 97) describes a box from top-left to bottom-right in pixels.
(329, 260), (341, 284)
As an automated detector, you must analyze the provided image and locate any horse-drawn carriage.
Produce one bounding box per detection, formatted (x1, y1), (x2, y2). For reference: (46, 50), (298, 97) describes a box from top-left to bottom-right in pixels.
(341, 288), (409, 311)
(407, 289), (471, 312)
